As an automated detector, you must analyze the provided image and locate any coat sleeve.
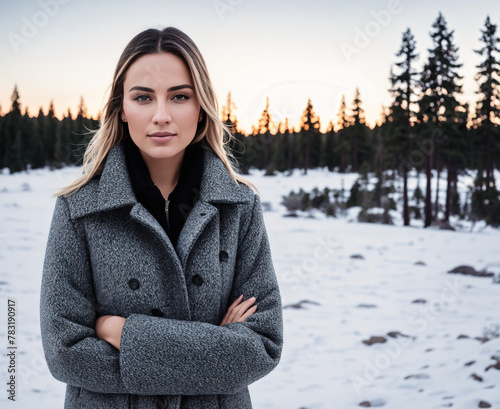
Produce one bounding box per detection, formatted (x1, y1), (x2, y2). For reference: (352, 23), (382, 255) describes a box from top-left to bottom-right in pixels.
(119, 192), (284, 396)
(40, 196), (128, 393)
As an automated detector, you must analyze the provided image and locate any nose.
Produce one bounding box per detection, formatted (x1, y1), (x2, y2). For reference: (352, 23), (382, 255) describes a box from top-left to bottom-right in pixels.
(152, 100), (172, 125)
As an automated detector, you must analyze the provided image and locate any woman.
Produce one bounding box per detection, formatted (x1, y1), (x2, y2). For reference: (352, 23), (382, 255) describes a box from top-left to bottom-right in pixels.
(40, 27), (283, 409)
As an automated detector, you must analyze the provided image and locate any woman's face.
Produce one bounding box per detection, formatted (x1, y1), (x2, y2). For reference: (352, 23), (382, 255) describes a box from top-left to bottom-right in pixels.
(122, 52), (201, 163)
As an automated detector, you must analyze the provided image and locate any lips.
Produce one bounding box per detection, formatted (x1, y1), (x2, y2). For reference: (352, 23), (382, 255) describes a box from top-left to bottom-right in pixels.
(148, 131), (176, 143)
(148, 131), (176, 137)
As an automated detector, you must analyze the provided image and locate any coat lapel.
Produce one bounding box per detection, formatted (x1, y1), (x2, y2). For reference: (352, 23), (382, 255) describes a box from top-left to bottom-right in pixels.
(175, 148), (251, 269)
(67, 141), (136, 219)
(175, 201), (218, 270)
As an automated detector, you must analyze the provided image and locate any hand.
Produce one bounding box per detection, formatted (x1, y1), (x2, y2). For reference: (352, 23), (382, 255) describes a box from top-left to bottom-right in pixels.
(220, 294), (257, 326)
(95, 315), (126, 350)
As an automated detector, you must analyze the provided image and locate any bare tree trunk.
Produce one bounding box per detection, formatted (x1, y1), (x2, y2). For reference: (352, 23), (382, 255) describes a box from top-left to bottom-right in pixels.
(403, 149), (410, 226)
(425, 154), (433, 228)
(453, 167), (458, 217)
(304, 132), (310, 175)
(486, 127), (495, 187)
(485, 127), (496, 223)
(434, 143), (441, 221)
(287, 132), (293, 173)
(353, 132), (358, 173)
(403, 169), (410, 226)
(376, 130), (384, 208)
(378, 132), (384, 176)
(263, 131), (270, 171)
(445, 156), (452, 221)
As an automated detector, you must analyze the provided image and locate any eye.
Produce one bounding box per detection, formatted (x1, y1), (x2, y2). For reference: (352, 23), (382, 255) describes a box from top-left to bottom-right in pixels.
(172, 94), (189, 102)
(133, 94), (152, 102)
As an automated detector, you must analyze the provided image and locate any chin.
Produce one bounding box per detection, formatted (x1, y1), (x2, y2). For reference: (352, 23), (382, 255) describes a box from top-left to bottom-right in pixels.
(142, 144), (187, 160)
(146, 148), (183, 159)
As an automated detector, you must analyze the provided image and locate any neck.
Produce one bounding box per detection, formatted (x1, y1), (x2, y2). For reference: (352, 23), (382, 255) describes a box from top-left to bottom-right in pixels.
(140, 150), (185, 199)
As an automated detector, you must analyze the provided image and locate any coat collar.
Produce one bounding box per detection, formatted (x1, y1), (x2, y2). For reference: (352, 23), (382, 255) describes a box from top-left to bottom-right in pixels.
(67, 141), (251, 219)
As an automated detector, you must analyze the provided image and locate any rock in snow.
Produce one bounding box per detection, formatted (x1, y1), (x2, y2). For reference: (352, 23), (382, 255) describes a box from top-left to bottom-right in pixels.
(448, 265), (494, 277)
(363, 336), (387, 345)
(283, 299), (321, 309)
(359, 399), (386, 407)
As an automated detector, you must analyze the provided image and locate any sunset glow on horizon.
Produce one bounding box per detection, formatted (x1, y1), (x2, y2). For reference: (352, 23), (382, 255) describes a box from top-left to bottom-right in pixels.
(1, 0), (499, 134)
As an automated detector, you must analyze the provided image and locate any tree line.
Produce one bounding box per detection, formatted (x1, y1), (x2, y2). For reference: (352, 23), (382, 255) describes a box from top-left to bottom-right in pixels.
(0, 13), (499, 227)
(0, 94), (98, 172)
(227, 13), (500, 227)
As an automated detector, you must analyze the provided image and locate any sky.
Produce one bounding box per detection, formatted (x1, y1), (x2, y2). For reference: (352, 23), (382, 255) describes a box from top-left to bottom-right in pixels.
(0, 0), (499, 133)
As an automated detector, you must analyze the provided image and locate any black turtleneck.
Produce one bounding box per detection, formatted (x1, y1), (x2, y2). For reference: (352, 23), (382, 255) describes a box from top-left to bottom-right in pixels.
(123, 137), (205, 249)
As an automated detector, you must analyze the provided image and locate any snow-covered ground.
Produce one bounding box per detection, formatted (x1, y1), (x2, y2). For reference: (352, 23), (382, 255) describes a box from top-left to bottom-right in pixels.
(0, 165), (499, 408)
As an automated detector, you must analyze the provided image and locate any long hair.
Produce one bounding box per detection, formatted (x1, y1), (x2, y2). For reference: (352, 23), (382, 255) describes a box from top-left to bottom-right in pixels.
(55, 27), (253, 197)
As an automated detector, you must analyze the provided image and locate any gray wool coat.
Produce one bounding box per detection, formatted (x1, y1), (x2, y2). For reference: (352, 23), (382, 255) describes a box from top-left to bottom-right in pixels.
(40, 141), (283, 409)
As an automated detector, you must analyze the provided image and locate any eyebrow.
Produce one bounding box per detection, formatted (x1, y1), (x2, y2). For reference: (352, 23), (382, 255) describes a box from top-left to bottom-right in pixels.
(128, 84), (194, 93)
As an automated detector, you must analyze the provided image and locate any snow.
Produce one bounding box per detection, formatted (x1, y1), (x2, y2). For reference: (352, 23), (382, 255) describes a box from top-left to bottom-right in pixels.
(0, 165), (499, 408)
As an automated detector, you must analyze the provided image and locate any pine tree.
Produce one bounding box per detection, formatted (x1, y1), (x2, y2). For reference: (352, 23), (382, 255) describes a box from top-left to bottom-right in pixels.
(58, 109), (74, 164)
(71, 96), (89, 164)
(444, 103), (468, 221)
(46, 100), (59, 166)
(335, 94), (351, 172)
(347, 88), (367, 173)
(372, 123), (385, 207)
(299, 98), (321, 174)
(283, 119), (295, 173)
(232, 130), (249, 174)
(256, 96), (274, 171)
(21, 107), (40, 169)
(35, 107), (47, 167)
(474, 16), (500, 183)
(221, 92), (245, 171)
(3, 85), (23, 172)
(388, 28), (419, 225)
(324, 120), (336, 170)
(0, 108), (3, 167)
(268, 121), (287, 173)
(419, 12), (463, 226)
(222, 91), (238, 133)
(472, 15), (500, 225)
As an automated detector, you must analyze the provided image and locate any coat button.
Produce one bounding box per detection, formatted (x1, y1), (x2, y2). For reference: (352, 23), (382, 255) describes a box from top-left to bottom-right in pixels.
(151, 309), (164, 317)
(128, 278), (140, 290)
(192, 274), (204, 286)
(155, 396), (168, 409)
(219, 250), (229, 262)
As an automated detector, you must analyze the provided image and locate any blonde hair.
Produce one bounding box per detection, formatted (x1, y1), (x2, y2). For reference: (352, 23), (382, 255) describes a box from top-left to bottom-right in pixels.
(56, 27), (254, 197)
